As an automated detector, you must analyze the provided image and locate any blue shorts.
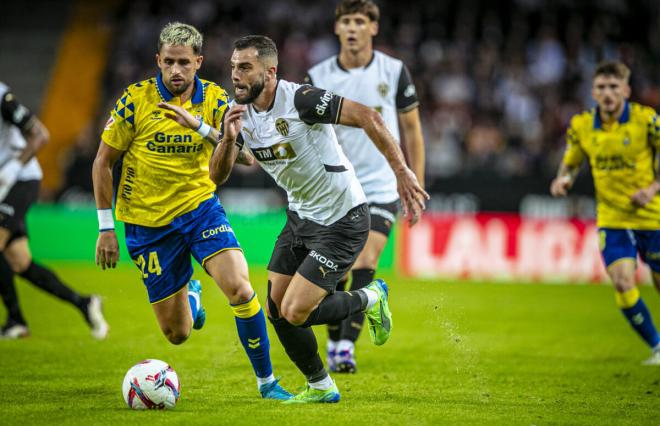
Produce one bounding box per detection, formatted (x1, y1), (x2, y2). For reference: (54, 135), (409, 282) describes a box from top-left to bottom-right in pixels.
(125, 195), (241, 303)
(599, 228), (660, 273)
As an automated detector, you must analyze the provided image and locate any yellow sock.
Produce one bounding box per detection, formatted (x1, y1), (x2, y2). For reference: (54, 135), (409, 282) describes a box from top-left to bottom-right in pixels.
(231, 293), (262, 318)
(615, 287), (640, 309)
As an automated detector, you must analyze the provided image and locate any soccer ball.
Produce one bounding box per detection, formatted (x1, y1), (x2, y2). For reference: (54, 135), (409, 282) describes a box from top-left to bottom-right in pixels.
(122, 359), (180, 409)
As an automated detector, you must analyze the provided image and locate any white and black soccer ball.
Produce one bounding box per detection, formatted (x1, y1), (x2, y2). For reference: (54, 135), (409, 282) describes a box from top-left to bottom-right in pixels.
(122, 359), (180, 409)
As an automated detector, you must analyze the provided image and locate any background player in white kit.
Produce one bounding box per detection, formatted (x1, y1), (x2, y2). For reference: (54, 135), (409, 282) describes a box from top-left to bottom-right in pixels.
(161, 35), (428, 403)
(0, 82), (107, 339)
(305, 0), (425, 373)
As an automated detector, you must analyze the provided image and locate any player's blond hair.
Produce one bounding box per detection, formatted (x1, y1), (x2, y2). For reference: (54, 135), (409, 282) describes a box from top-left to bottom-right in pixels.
(158, 22), (203, 55)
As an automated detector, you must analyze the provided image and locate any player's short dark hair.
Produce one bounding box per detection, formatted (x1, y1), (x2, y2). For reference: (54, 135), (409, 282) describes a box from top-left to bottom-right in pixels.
(335, 0), (380, 22)
(233, 35), (278, 62)
(593, 61), (631, 82)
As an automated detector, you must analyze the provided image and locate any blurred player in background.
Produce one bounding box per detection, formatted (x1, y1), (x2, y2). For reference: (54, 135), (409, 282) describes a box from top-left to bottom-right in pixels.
(92, 22), (290, 399)
(161, 34), (428, 403)
(0, 82), (108, 339)
(551, 61), (660, 365)
(305, 0), (425, 373)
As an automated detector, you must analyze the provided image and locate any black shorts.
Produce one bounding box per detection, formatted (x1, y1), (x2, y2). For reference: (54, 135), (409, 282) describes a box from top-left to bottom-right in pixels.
(0, 180), (39, 243)
(368, 200), (399, 237)
(268, 204), (370, 292)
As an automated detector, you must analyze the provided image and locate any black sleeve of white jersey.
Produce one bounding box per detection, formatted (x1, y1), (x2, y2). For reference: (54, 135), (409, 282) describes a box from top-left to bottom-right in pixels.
(395, 64), (419, 112)
(217, 106), (244, 149)
(0, 91), (35, 132)
(294, 85), (344, 125)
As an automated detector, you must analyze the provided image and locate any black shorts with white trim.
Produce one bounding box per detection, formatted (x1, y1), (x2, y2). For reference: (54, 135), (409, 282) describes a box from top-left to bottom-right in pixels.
(368, 200), (399, 237)
(267, 204), (370, 293)
(0, 180), (40, 242)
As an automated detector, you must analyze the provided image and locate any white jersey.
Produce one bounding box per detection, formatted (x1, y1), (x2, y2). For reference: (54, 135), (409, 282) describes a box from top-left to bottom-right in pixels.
(306, 51), (419, 204)
(234, 79), (366, 226)
(0, 82), (43, 182)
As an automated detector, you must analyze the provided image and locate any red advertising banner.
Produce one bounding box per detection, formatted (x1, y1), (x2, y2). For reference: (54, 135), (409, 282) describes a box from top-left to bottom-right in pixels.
(399, 213), (651, 283)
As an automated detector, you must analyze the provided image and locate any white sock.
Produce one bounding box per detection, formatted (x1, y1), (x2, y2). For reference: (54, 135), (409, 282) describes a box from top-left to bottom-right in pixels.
(327, 339), (338, 353)
(362, 288), (379, 310)
(653, 342), (660, 353)
(256, 373), (275, 387)
(337, 339), (354, 354)
(309, 374), (334, 390)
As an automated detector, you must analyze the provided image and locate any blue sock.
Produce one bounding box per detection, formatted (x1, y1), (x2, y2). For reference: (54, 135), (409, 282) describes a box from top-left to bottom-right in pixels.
(188, 291), (200, 321)
(232, 295), (273, 379)
(618, 288), (660, 348)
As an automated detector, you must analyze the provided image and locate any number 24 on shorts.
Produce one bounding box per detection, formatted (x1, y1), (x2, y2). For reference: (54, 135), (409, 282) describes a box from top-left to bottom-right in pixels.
(134, 252), (162, 278)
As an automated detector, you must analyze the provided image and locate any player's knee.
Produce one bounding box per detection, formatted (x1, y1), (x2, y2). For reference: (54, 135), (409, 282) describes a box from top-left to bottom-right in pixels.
(611, 275), (635, 292)
(222, 277), (254, 305)
(229, 286), (254, 306)
(7, 256), (30, 274)
(281, 302), (310, 326)
(163, 327), (190, 345)
(354, 254), (379, 270)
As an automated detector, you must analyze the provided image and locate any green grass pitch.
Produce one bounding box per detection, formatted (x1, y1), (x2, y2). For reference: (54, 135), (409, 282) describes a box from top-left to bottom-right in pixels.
(1, 262), (659, 425)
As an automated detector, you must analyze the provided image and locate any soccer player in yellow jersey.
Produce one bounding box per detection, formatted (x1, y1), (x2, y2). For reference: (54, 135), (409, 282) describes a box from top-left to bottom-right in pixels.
(551, 61), (660, 365)
(92, 22), (291, 399)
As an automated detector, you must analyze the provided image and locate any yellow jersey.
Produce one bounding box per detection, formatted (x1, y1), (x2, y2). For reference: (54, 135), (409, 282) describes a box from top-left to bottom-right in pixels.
(102, 74), (229, 227)
(562, 101), (660, 229)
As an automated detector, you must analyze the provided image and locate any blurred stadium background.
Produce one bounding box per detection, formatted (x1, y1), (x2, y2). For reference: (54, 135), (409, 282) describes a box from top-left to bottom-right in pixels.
(3, 0), (660, 280)
(1, 0), (660, 423)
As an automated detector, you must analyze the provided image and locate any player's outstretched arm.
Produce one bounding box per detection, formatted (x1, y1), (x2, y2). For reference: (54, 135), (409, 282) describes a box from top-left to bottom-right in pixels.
(339, 99), (429, 226)
(157, 101), (223, 146)
(399, 107), (425, 190)
(157, 102), (251, 169)
(92, 141), (122, 270)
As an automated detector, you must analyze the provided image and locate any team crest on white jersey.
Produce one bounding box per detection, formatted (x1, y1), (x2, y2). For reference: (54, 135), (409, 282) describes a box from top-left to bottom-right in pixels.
(275, 118), (289, 136)
(377, 82), (389, 98)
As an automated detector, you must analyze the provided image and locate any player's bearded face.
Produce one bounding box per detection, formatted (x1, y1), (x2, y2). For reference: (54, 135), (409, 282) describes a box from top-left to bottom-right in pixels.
(157, 44), (202, 96)
(231, 49), (267, 104)
(233, 73), (265, 105)
(335, 13), (378, 53)
(592, 75), (630, 115)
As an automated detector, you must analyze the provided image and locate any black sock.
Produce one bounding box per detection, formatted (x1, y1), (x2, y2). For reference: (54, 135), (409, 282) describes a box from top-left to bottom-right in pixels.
(327, 277), (348, 341)
(19, 262), (86, 310)
(301, 290), (366, 328)
(341, 268), (375, 342)
(270, 316), (326, 381)
(0, 256), (25, 324)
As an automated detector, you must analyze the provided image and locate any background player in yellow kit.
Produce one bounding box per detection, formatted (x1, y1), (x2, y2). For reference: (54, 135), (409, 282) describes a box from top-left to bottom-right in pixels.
(551, 61), (660, 365)
(92, 22), (290, 398)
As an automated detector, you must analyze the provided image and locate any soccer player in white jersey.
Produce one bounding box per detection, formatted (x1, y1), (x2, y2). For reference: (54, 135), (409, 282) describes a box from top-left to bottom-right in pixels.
(0, 82), (108, 339)
(161, 35), (428, 403)
(305, 0), (425, 373)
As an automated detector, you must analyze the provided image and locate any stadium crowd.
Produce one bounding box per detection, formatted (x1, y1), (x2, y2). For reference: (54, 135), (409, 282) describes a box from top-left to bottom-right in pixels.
(58, 0), (660, 200)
